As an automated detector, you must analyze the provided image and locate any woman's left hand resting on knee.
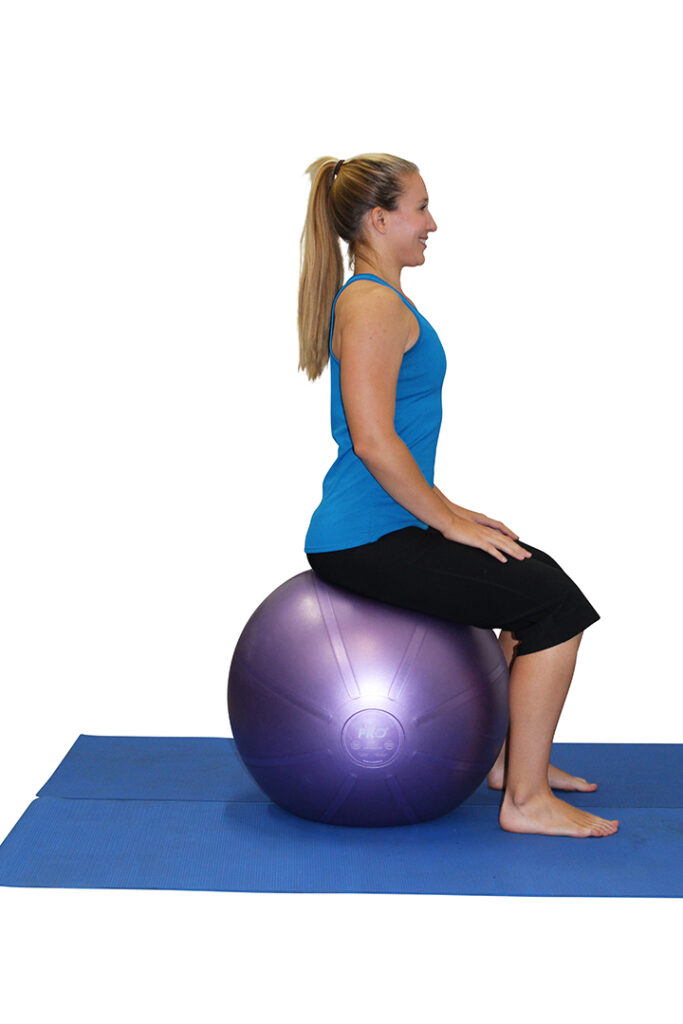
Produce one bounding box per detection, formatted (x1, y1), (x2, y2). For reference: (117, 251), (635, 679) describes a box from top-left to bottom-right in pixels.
(433, 485), (522, 543)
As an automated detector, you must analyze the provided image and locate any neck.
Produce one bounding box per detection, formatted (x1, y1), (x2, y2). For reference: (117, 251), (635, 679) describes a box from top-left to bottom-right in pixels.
(352, 256), (403, 292)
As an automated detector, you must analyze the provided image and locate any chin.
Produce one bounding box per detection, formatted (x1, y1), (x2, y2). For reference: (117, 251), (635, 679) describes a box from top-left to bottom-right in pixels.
(403, 250), (426, 269)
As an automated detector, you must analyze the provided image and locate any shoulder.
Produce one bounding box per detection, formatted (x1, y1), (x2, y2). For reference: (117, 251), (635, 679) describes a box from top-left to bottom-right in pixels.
(335, 279), (413, 329)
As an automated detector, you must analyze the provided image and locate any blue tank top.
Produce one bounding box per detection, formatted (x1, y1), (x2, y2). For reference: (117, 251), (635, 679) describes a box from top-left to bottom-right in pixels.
(304, 273), (447, 553)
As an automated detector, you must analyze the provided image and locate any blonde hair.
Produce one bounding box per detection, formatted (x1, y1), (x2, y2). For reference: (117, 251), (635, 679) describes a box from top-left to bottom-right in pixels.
(297, 152), (419, 381)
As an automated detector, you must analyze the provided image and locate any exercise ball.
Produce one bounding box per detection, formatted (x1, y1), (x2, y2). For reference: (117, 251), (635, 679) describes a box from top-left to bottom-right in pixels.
(227, 570), (509, 827)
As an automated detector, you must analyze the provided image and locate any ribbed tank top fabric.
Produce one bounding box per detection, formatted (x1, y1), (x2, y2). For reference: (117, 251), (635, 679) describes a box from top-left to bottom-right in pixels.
(304, 273), (447, 553)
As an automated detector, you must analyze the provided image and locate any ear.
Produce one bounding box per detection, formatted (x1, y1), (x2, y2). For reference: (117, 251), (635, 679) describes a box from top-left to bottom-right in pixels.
(368, 206), (388, 234)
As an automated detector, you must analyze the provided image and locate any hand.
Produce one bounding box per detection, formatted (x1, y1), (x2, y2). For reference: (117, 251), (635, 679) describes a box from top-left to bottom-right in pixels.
(455, 506), (521, 541)
(440, 512), (532, 563)
(435, 487), (522, 542)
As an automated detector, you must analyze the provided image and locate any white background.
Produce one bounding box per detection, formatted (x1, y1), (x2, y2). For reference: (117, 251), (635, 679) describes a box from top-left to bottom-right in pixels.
(1, 1), (680, 1020)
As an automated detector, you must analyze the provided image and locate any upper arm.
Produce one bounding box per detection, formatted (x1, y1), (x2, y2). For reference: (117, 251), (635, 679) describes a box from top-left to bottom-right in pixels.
(336, 287), (413, 456)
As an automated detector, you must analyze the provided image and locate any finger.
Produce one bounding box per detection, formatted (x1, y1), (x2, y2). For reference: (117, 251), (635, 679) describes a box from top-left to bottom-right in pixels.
(509, 543), (532, 559)
(488, 530), (532, 560)
(485, 519), (519, 539)
(502, 539), (532, 559)
(488, 546), (508, 563)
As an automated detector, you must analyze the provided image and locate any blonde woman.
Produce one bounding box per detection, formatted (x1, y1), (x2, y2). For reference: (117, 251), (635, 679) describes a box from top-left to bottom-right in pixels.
(299, 153), (617, 838)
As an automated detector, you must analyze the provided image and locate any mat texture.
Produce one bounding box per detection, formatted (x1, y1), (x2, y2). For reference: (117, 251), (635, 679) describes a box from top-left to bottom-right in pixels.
(0, 736), (680, 896)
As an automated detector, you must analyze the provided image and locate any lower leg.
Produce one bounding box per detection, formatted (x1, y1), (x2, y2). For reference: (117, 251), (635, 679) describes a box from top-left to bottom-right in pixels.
(506, 633), (582, 799)
(499, 633), (618, 837)
(488, 630), (598, 793)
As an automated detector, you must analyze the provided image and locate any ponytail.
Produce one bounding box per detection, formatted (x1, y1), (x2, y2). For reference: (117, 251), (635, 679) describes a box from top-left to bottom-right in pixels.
(297, 152), (418, 381)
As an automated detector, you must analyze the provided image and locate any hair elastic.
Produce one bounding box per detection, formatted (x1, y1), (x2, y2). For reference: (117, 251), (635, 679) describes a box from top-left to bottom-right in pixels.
(332, 159), (344, 179)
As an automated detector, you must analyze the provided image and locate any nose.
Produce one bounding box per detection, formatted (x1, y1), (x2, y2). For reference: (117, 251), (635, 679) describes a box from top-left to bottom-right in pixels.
(428, 214), (437, 233)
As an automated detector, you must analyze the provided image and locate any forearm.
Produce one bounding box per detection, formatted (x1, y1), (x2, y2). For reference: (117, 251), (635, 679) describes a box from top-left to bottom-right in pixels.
(356, 437), (456, 534)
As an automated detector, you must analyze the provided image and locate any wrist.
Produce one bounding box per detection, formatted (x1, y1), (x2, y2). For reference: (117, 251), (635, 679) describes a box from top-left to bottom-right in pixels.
(437, 509), (463, 536)
(433, 485), (464, 517)
(443, 497), (469, 518)
(452, 504), (473, 519)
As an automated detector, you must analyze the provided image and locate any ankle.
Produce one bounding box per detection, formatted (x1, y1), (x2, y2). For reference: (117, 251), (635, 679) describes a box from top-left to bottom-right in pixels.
(504, 781), (552, 807)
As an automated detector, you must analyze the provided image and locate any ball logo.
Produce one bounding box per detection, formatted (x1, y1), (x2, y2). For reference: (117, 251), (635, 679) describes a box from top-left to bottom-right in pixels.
(358, 725), (387, 739)
(342, 709), (404, 767)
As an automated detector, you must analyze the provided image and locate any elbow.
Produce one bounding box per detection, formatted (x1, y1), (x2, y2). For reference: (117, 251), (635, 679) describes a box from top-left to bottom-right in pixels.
(352, 433), (392, 462)
(352, 436), (373, 461)
(352, 440), (368, 460)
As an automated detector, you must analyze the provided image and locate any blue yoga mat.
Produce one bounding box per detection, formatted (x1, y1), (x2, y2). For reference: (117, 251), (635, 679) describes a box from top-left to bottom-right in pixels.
(0, 736), (681, 896)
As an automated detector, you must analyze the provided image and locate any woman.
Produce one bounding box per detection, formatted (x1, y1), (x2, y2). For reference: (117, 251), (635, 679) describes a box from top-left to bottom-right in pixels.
(298, 153), (618, 838)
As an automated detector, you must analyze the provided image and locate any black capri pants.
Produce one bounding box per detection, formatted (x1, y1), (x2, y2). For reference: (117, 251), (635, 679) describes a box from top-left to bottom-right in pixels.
(306, 526), (600, 657)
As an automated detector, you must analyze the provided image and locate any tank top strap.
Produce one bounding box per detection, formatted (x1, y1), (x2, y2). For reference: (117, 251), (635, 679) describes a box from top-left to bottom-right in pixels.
(328, 273), (420, 353)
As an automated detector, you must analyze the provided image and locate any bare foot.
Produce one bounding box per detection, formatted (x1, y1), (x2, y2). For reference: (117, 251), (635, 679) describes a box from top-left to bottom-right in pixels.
(499, 789), (619, 837)
(488, 762), (598, 793)
(546, 765), (598, 792)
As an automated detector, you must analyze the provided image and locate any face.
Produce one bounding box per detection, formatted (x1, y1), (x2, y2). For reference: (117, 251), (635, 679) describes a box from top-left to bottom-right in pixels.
(384, 172), (437, 265)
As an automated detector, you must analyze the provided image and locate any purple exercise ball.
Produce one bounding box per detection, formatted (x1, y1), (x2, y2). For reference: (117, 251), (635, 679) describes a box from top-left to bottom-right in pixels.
(227, 570), (509, 827)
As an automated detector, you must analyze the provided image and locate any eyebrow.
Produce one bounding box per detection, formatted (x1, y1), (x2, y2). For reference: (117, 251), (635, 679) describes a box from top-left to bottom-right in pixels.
(420, 196), (429, 203)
